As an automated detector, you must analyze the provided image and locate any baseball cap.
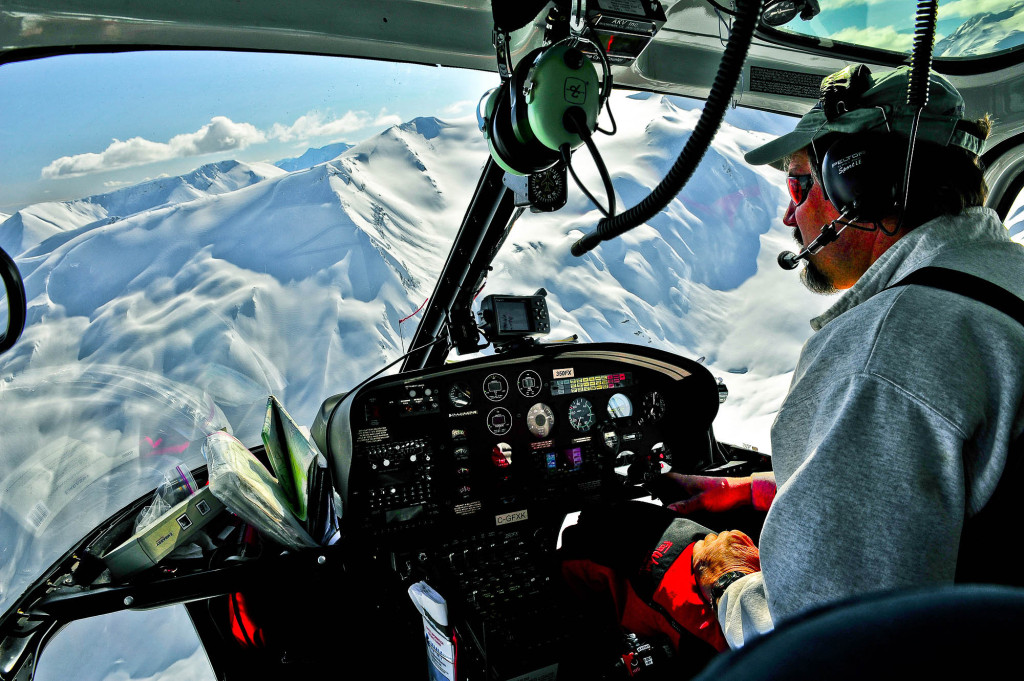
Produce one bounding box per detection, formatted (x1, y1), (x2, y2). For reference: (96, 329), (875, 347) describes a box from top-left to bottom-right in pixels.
(744, 64), (985, 169)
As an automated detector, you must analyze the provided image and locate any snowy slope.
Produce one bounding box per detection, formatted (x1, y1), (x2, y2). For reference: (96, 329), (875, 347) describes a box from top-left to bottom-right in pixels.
(0, 160), (284, 256)
(275, 142), (353, 172)
(1, 97), (820, 451)
(936, 1), (1024, 57)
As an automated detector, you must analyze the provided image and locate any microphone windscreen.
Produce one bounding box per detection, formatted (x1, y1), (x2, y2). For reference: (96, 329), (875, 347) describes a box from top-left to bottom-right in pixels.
(778, 251), (801, 270)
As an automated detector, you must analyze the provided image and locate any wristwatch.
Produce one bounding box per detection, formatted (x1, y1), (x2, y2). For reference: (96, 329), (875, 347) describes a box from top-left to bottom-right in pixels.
(710, 571), (750, 612)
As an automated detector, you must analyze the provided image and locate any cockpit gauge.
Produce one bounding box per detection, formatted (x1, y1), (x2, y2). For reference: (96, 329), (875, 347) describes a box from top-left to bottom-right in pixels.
(517, 370), (542, 397)
(483, 373), (509, 402)
(613, 450), (635, 477)
(528, 163), (568, 212)
(598, 421), (620, 454)
(487, 407), (513, 436)
(449, 381), (472, 408)
(568, 397), (596, 432)
(606, 393), (633, 419)
(642, 391), (666, 422)
(526, 402), (555, 438)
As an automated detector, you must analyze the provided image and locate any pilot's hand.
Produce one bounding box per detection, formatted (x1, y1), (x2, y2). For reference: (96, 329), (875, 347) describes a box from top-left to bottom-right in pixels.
(559, 501), (729, 652)
(692, 530), (760, 606)
(664, 474), (751, 514)
(664, 472), (776, 515)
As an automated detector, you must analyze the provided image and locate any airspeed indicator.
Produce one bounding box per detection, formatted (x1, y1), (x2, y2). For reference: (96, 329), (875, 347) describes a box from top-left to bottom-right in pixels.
(449, 381), (472, 408)
(568, 397), (595, 432)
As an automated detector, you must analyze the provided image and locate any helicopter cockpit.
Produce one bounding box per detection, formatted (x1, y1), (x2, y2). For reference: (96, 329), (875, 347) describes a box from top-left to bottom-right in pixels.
(2, 1), (1024, 680)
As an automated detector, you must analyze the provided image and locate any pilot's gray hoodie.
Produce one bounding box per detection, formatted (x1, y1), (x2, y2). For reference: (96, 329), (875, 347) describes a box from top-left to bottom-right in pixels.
(719, 206), (1024, 648)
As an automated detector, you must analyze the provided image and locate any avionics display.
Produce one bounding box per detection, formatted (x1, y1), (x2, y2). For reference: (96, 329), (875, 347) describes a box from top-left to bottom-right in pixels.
(550, 372), (633, 396)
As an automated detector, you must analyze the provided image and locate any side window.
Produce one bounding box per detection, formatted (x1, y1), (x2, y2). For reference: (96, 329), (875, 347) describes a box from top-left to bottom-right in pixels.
(1008, 179), (1024, 243)
(35, 606), (216, 681)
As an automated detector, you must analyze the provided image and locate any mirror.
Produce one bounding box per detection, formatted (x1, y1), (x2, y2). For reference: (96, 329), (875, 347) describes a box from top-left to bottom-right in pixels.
(1009, 181), (1024, 243)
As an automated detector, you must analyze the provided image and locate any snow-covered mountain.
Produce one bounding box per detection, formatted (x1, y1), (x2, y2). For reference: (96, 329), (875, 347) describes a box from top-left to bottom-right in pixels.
(1, 97), (823, 452)
(274, 141), (353, 172)
(936, 1), (1024, 57)
(0, 160), (284, 256)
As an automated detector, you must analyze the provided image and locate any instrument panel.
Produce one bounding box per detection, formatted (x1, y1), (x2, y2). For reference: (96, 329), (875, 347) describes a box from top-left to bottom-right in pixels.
(315, 343), (720, 544)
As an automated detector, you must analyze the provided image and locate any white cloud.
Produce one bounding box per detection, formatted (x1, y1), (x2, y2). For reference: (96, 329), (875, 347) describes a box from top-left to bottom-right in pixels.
(440, 100), (475, 116)
(831, 25), (916, 52)
(269, 108), (401, 142)
(41, 108), (405, 180)
(42, 117), (266, 178)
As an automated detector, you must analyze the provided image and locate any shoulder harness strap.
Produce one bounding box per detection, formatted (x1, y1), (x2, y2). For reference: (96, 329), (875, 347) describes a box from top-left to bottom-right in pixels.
(885, 265), (1024, 586)
(886, 266), (1024, 327)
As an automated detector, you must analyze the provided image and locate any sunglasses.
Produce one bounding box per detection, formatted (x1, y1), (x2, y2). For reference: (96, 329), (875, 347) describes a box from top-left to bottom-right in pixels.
(787, 174), (815, 207)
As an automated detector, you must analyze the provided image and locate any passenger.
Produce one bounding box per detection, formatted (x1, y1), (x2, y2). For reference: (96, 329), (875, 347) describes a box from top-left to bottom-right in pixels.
(562, 63), (1024, 651)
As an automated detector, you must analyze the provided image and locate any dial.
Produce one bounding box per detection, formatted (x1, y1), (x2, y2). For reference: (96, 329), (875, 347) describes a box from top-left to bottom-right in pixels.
(487, 407), (513, 436)
(599, 422), (620, 454)
(528, 164), (568, 212)
(483, 373), (509, 402)
(448, 381), (472, 408)
(642, 391), (666, 422)
(526, 402), (555, 438)
(518, 369), (543, 397)
(607, 393), (633, 419)
(568, 397), (595, 432)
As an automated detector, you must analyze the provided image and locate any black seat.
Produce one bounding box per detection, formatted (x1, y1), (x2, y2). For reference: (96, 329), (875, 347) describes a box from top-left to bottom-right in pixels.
(690, 584), (1024, 680)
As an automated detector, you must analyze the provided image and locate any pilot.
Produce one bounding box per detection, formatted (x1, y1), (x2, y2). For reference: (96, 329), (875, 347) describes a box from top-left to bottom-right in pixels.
(562, 63), (1024, 652)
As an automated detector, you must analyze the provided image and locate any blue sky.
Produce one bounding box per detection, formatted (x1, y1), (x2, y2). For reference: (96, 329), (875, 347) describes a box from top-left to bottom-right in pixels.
(0, 51), (497, 212)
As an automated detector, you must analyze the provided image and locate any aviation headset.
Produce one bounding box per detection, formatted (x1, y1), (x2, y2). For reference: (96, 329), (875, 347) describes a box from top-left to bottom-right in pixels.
(817, 132), (903, 225)
(810, 66), (909, 225)
(480, 40), (609, 177)
(807, 64), (984, 226)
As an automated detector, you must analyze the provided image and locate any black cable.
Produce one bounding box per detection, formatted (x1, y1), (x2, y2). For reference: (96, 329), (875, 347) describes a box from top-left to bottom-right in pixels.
(571, 0), (764, 257)
(562, 144), (612, 218)
(595, 96), (618, 136)
(895, 0), (938, 234)
(706, 0), (740, 17)
(560, 108), (617, 217)
(584, 134), (616, 217)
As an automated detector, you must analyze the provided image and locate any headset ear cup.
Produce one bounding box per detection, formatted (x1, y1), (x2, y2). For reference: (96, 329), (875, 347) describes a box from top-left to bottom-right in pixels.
(821, 133), (903, 221)
(489, 80), (558, 176)
(523, 45), (601, 151)
(510, 48), (546, 148)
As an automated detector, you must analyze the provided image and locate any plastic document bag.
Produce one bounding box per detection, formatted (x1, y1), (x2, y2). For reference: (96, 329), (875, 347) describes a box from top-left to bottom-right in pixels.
(409, 581), (456, 681)
(203, 431), (317, 549)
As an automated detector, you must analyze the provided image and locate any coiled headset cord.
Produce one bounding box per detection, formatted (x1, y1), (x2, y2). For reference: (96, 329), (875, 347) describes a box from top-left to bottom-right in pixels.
(571, 0), (764, 257)
(895, 0), (939, 234)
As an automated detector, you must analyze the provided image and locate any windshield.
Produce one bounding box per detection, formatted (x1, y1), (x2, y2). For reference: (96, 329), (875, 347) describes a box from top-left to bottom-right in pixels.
(766, 0), (1024, 58)
(0, 50), (822, 619)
